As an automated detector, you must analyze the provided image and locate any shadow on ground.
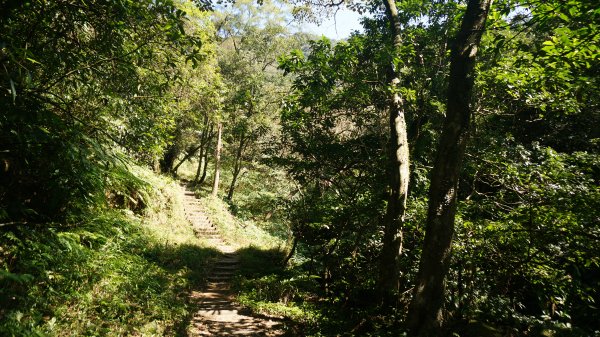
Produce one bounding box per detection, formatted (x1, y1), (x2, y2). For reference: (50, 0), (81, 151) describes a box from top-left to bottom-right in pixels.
(235, 246), (288, 278)
(144, 243), (222, 336)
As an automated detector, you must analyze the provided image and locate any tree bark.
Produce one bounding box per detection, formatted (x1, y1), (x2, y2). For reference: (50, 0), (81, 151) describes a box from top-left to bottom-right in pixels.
(211, 122), (223, 197)
(226, 133), (247, 201)
(194, 123), (213, 184)
(407, 0), (492, 335)
(377, 0), (411, 305)
(199, 138), (211, 184)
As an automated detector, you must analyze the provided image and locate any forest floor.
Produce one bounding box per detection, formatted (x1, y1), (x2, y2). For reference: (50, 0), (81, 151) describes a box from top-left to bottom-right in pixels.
(180, 185), (286, 336)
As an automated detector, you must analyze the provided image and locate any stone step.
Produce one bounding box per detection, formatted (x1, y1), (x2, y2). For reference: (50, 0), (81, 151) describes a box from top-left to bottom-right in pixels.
(188, 219), (211, 225)
(207, 275), (234, 281)
(222, 252), (238, 257)
(215, 258), (240, 264)
(195, 227), (217, 231)
(191, 225), (214, 230)
(187, 215), (208, 218)
(195, 230), (221, 237)
(196, 234), (220, 238)
(195, 229), (219, 234)
(192, 222), (213, 226)
(213, 265), (238, 271)
(187, 218), (209, 221)
(197, 235), (221, 240)
(193, 226), (217, 231)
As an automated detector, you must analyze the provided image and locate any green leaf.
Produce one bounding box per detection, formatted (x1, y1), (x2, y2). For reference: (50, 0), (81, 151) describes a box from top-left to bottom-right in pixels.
(558, 13), (570, 22)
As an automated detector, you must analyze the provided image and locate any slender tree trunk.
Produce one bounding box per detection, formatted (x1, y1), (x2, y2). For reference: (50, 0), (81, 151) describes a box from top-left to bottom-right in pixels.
(407, 0), (492, 335)
(176, 114), (210, 176)
(283, 236), (297, 266)
(226, 134), (247, 201)
(199, 140), (211, 184)
(211, 123), (223, 197)
(377, 0), (411, 305)
(198, 125), (214, 184)
(194, 123), (212, 183)
(171, 144), (202, 175)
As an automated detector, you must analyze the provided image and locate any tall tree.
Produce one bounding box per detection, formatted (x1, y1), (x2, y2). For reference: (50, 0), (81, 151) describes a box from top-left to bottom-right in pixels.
(407, 0), (492, 334)
(377, 0), (411, 302)
(214, 0), (306, 201)
(212, 122), (223, 196)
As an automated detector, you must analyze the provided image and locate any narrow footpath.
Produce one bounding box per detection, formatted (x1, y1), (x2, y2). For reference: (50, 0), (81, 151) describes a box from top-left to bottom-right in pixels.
(181, 185), (285, 336)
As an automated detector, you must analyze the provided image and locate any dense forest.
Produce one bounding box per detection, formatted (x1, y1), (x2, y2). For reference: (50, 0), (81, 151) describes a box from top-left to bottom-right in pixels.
(1, 0), (598, 336)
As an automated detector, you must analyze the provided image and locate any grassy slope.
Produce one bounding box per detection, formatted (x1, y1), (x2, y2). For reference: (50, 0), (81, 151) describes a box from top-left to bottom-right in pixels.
(178, 159), (325, 329)
(0, 166), (219, 336)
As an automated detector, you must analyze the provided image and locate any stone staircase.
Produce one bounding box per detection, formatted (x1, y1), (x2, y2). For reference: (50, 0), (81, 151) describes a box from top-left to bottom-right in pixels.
(181, 186), (239, 284)
(181, 184), (285, 336)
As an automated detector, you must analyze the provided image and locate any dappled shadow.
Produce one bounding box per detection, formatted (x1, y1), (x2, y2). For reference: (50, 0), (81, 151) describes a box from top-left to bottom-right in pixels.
(0, 222), (225, 335)
(145, 243), (221, 284)
(178, 182), (294, 336)
(235, 246), (288, 278)
(182, 245), (293, 336)
(142, 243), (222, 336)
(187, 281), (288, 336)
(189, 316), (286, 336)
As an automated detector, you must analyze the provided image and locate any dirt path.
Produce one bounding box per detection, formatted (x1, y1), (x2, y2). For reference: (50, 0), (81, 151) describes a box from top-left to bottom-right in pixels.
(181, 186), (285, 336)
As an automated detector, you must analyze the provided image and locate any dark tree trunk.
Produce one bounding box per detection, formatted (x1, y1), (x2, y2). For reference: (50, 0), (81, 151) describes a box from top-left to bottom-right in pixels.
(377, 0), (411, 305)
(171, 144), (202, 175)
(194, 123), (213, 184)
(199, 139), (211, 184)
(160, 144), (179, 174)
(211, 123), (223, 197)
(283, 236), (297, 266)
(174, 114), (210, 175)
(226, 134), (247, 201)
(406, 0), (492, 335)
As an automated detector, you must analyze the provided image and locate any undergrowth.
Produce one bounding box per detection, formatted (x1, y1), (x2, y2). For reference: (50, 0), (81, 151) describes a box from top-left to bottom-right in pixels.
(0, 165), (218, 335)
(200, 196), (284, 251)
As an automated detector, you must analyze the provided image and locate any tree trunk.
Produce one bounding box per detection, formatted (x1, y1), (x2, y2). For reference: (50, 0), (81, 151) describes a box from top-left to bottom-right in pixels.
(283, 236), (297, 266)
(171, 143), (202, 175)
(211, 123), (223, 197)
(199, 138), (211, 184)
(407, 0), (492, 335)
(194, 123), (213, 184)
(377, 0), (411, 305)
(226, 134), (247, 201)
(160, 144), (179, 174)
(175, 114), (210, 175)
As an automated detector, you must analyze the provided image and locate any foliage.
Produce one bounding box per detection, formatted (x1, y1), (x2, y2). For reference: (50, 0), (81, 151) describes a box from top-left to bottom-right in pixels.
(212, 0), (312, 200)
(199, 195), (285, 250)
(0, 0), (207, 221)
(271, 0), (599, 335)
(0, 167), (218, 335)
(1, 0), (598, 335)
(276, 11), (451, 313)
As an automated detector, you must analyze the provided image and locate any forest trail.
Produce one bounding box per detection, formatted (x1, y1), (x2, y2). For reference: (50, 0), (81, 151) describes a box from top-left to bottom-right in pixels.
(181, 185), (286, 336)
